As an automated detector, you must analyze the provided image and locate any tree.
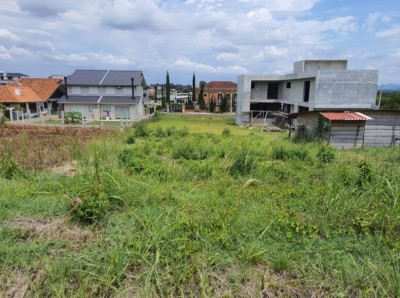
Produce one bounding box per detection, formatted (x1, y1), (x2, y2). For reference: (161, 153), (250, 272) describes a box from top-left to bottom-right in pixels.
(220, 94), (229, 113)
(379, 92), (400, 110)
(209, 96), (215, 113)
(198, 81), (206, 109)
(166, 71), (170, 110)
(161, 84), (165, 108)
(154, 84), (158, 103)
(192, 72), (196, 104)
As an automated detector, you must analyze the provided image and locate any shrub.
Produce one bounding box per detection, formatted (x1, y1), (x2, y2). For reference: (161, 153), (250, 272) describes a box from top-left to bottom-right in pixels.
(271, 146), (308, 161)
(125, 135), (135, 144)
(0, 153), (22, 179)
(229, 150), (257, 176)
(317, 146), (335, 163)
(177, 127), (189, 137)
(153, 127), (167, 138)
(222, 128), (231, 137)
(357, 161), (373, 187)
(0, 115), (9, 125)
(65, 111), (82, 124)
(172, 142), (208, 160)
(70, 183), (110, 225)
(134, 123), (150, 138)
(118, 148), (145, 173)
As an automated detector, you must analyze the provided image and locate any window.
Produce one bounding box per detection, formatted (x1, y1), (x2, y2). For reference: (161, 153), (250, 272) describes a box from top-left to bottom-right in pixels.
(103, 105), (111, 112)
(286, 82), (291, 88)
(251, 82), (255, 89)
(71, 87), (80, 94)
(267, 83), (279, 99)
(303, 81), (310, 102)
(89, 87), (98, 94)
(123, 87), (132, 95)
(106, 87), (115, 95)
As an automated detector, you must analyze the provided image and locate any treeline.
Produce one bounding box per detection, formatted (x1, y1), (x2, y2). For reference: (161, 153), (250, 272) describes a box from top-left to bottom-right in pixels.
(378, 92), (400, 110)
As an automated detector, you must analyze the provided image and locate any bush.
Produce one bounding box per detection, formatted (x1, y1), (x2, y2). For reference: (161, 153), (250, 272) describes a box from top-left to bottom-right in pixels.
(65, 111), (82, 124)
(70, 183), (110, 225)
(0, 154), (22, 179)
(229, 150), (257, 176)
(125, 135), (136, 144)
(222, 128), (231, 137)
(172, 142), (208, 160)
(271, 146), (308, 161)
(317, 146), (335, 163)
(0, 115), (9, 125)
(118, 148), (145, 173)
(177, 127), (189, 137)
(134, 123), (150, 138)
(153, 127), (167, 138)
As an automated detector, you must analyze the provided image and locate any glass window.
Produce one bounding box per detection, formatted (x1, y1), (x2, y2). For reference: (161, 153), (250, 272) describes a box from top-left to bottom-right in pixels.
(106, 87), (115, 95)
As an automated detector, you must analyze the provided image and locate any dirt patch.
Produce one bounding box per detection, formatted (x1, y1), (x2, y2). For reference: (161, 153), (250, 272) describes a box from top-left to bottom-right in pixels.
(2, 269), (43, 298)
(5, 217), (93, 246)
(50, 161), (77, 176)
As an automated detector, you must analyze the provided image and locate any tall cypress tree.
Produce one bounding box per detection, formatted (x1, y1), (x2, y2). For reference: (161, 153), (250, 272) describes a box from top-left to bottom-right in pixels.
(198, 81), (206, 109)
(166, 71), (170, 110)
(192, 72), (196, 104)
(161, 84), (165, 108)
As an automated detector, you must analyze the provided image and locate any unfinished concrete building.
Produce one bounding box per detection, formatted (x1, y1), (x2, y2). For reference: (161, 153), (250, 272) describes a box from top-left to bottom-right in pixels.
(235, 60), (379, 125)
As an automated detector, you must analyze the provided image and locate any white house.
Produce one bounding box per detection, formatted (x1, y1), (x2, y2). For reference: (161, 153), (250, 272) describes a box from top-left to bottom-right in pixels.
(58, 70), (147, 121)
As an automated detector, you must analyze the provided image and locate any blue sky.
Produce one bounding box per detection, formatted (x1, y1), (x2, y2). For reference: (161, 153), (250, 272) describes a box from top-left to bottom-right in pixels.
(0, 0), (399, 85)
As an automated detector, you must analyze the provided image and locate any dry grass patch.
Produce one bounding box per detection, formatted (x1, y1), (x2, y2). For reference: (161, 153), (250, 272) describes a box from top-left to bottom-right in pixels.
(1, 269), (44, 298)
(5, 217), (93, 247)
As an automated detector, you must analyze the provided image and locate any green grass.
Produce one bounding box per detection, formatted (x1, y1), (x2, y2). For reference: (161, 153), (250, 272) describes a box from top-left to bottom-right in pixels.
(1, 113), (400, 297)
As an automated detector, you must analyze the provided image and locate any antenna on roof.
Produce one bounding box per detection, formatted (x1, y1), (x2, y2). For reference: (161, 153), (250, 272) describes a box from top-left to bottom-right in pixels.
(131, 78), (135, 100)
(64, 76), (69, 99)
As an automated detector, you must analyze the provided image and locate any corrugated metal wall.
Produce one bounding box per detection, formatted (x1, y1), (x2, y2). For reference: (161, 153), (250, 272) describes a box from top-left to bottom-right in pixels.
(329, 122), (365, 149)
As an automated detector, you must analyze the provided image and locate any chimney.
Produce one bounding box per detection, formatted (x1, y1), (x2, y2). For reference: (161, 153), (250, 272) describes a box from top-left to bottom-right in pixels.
(64, 76), (68, 99)
(131, 77), (134, 99)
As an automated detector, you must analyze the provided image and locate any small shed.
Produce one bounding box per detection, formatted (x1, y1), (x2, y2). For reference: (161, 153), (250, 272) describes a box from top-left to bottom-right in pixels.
(319, 112), (373, 149)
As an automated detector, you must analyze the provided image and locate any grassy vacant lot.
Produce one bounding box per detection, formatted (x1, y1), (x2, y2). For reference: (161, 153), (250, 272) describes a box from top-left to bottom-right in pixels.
(1, 113), (400, 297)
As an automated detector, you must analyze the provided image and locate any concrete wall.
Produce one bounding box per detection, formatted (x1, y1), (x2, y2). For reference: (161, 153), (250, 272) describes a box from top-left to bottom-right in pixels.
(293, 60), (347, 73)
(314, 70), (378, 110)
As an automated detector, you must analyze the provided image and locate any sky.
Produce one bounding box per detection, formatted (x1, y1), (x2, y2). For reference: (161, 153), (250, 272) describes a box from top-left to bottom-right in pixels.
(0, 0), (399, 85)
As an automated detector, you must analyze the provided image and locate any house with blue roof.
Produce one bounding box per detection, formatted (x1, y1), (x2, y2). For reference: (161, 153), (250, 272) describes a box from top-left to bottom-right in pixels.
(58, 70), (147, 121)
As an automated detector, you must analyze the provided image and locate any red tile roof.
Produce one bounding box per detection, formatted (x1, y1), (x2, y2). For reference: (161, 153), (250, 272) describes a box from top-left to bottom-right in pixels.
(20, 78), (61, 100)
(0, 85), (42, 103)
(0, 78), (61, 104)
(320, 112), (373, 121)
(204, 81), (237, 92)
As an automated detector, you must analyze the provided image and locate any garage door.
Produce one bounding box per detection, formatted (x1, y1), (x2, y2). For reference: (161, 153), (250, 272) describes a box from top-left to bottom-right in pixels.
(115, 106), (130, 119)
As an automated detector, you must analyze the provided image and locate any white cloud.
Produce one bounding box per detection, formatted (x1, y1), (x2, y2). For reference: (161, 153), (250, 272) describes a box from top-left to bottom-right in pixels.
(0, 0), (19, 12)
(173, 57), (248, 74)
(239, 0), (319, 12)
(53, 52), (130, 65)
(0, 29), (19, 41)
(216, 53), (241, 61)
(0, 46), (12, 60)
(377, 25), (400, 37)
(257, 46), (289, 59)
